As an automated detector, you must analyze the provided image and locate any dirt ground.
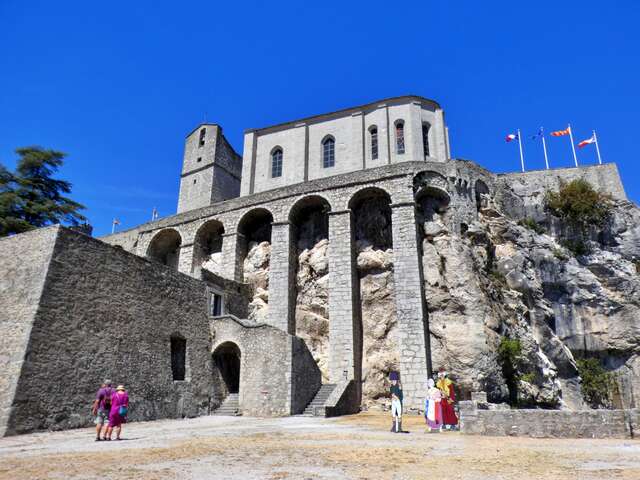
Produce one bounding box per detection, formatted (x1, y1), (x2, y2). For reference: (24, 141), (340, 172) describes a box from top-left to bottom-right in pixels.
(0, 412), (639, 480)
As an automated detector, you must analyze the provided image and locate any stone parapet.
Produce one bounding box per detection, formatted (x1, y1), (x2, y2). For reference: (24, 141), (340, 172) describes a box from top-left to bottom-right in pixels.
(460, 396), (638, 439)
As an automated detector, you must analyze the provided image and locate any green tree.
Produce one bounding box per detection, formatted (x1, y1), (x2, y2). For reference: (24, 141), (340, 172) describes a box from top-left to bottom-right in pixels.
(0, 147), (86, 236)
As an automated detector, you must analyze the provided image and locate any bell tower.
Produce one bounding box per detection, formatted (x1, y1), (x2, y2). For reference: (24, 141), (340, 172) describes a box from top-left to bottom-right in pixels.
(177, 124), (242, 214)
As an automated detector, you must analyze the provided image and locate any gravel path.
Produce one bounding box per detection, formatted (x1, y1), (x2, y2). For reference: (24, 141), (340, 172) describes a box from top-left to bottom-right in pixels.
(1, 413), (639, 479)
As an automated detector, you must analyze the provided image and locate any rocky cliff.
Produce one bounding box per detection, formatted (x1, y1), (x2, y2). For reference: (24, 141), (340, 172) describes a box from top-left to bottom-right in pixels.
(232, 191), (640, 410)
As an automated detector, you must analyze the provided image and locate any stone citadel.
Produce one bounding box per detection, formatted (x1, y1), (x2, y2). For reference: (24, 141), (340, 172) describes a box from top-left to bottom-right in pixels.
(1, 95), (639, 437)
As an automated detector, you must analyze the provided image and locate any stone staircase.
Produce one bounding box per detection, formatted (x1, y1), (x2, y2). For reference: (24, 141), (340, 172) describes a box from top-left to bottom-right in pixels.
(212, 393), (239, 416)
(302, 384), (336, 416)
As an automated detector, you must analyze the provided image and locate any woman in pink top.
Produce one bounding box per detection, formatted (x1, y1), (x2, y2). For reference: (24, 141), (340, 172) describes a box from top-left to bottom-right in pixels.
(105, 385), (129, 440)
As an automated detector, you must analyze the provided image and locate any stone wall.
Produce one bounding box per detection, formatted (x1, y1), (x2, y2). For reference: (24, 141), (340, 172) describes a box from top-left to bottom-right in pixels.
(460, 397), (638, 438)
(210, 316), (320, 416)
(498, 163), (627, 221)
(0, 227), (59, 437)
(1, 227), (219, 436)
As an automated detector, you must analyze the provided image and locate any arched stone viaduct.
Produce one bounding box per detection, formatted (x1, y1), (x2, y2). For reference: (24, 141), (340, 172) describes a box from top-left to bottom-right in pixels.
(103, 160), (496, 409)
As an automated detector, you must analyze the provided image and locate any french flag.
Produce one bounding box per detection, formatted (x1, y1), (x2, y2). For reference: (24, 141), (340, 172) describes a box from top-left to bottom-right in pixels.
(505, 133), (519, 142)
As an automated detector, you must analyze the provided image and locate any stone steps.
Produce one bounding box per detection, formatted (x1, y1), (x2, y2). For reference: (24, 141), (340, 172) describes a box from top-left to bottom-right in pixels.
(213, 393), (239, 416)
(302, 384), (336, 416)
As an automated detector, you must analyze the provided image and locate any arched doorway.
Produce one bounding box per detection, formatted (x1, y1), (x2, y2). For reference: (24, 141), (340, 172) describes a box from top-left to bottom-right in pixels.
(213, 342), (241, 395)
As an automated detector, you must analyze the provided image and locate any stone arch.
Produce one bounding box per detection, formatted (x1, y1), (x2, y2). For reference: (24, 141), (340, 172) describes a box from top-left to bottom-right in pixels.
(147, 228), (182, 270)
(348, 186), (397, 408)
(237, 208), (274, 321)
(212, 341), (241, 396)
(192, 219), (225, 275)
(416, 186), (451, 224)
(349, 187), (393, 250)
(475, 179), (490, 212)
(413, 170), (449, 193)
(288, 195), (332, 378)
(288, 195), (332, 249)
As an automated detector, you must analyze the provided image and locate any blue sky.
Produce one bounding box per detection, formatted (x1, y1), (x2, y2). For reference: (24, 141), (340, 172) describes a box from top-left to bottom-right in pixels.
(1, 1), (638, 236)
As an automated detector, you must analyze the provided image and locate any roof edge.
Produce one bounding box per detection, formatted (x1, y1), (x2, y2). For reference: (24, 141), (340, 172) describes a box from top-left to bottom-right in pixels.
(244, 95), (441, 135)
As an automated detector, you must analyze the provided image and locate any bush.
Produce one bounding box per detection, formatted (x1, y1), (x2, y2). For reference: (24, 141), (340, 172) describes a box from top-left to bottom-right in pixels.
(561, 239), (591, 256)
(519, 372), (536, 384)
(633, 259), (640, 275)
(576, 358), (616, 409)
(552, 248), (569, 261)
(518, 217), (545, 235)
(498, 337), (522, 406)
(545, 179), (612, 233)
(489, 269), (507, 288)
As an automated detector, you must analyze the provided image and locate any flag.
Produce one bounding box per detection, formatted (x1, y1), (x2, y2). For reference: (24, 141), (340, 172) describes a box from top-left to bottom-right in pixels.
(530, 127), (544, 140)
(152, 207), (158, 220)
(578, 135), (596, 148)
(551, 126), (571, 137)
(113, 218), (121, 225)
(505, 133), (519, 142)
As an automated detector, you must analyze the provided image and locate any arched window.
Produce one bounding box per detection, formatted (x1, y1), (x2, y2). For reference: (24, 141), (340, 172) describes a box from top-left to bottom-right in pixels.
(395, 121), (405, 154)
(322, 137), (335, 168)
(370, 127), (378, 160)
(271, 147), (283, 178)
(422, 123), (431, 157)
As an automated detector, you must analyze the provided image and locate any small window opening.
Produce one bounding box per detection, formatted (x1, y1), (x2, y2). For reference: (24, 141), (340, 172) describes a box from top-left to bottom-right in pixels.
(396, 122), (405, 154)
(422, 123), (430, 157)
(210, 291), (224, 316)
(370, 127), (378, 160)
(271, 148), (283, 178)
(193, 178), (197, 184)
(198, 128), (206, 147)
(197, 157), (202, 163)
(171, 336), (187, 381)
(322, 137), (335, 168)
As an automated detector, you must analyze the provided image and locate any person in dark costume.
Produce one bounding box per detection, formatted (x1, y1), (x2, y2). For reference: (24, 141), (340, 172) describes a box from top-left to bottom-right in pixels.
(389, 371), (408, 433)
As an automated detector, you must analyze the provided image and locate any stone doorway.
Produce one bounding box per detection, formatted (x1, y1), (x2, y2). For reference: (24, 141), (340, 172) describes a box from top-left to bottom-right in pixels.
(213, 342), (241, 394)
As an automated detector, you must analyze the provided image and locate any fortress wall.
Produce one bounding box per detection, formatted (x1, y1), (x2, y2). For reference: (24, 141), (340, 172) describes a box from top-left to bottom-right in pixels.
(3, 227), (216, 436)
(0, 226), (59, 437)
(99, 160), (498, 411)
(498, 163), (627, 220)
(210, 316), (321, 416)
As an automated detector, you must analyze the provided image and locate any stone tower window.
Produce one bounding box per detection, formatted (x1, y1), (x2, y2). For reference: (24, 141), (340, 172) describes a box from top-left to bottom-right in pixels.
(210, 290), (224, 316)
(322, 136), (335, 168)
(370, 126), (378, 160)
(422, 123), (431, 157)
(271, 147), (283, 178)
(170, 336), (187, 381)
(198, 128), (206, 147)
(395, 121), (405, 154)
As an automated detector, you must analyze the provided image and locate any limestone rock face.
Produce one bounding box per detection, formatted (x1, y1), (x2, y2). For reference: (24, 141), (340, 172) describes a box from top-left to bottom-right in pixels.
(295, 239), (330, 381)
(244, 241), (271, 321)
(425, 196), (640, 409)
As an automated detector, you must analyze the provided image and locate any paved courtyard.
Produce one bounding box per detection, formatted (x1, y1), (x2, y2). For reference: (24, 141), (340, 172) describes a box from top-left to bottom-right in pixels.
(1, 412), (639, 480)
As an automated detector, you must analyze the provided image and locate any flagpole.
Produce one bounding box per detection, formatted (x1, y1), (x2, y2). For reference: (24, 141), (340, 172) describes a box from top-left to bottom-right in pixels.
(111, 219), (117, 234)
(568, 124), (578, 167)
(541, 127), (550, 169)
(593, 130), (602, 165)
(517, 128), (525, 172)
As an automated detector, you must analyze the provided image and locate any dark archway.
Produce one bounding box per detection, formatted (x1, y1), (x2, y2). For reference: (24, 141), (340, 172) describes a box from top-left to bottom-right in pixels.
(213, 342), (241, 394)
(147, 229), (182, 270)
(416, 186), (450, 225)
(348, 187), (396, 408)
(193, 219), (225, 274)
(475, 180), (490, 212)
(289, 195), (332, 377)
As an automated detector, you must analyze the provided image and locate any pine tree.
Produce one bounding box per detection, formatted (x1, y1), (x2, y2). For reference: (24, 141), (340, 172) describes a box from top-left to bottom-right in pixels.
(0, 147), (86, 236)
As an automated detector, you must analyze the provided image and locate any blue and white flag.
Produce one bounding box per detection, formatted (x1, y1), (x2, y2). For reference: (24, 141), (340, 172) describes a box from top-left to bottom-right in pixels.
(530, 127), (544, 140)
